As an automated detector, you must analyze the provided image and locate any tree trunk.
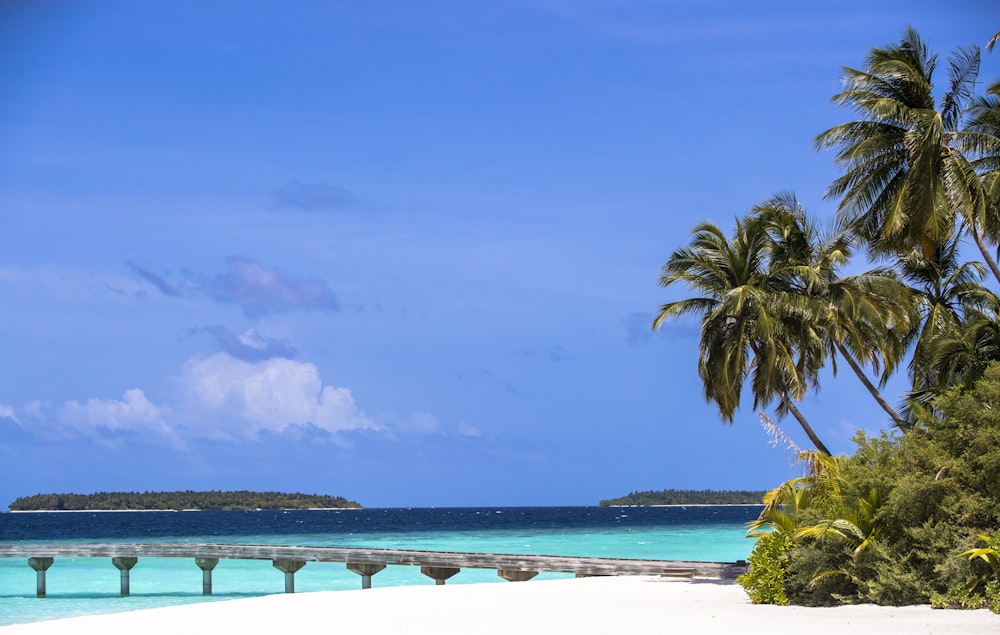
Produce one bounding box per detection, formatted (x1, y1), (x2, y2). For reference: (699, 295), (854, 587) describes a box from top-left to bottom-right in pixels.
(778, 392), (831, 456)
(969, 221), (1000, 287)
(834, 341), (911, 432)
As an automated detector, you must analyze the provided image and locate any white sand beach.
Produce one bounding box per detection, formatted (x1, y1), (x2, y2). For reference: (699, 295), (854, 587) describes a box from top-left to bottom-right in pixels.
(1, 576), (996, 634)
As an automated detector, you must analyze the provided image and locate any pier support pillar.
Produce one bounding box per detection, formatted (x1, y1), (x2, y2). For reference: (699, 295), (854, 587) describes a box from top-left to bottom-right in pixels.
(112, 557), (138, 596)
(498, 568), (538, 582)
(346, 562), (386, 589)
(272, 559), (306, 593)
(420, 566), (460, 585)
(28, 557), (54, 598)
(195, 557), (219, 595)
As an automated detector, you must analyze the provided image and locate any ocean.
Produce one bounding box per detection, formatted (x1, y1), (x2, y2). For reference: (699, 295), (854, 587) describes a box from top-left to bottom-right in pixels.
(0, 506), (761, 627)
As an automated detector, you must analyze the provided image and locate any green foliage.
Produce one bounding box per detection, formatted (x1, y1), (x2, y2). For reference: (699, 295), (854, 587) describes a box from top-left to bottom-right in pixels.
(963, 529), (1000, 576)
(743, 362), (1000, 607)
(738, 532), (793, 605)
(931, 584), (987, 610)
(929, 578), (1000, 613)
(8, 490), (362, 511)
(599, 489), (766, 506)
(652, 26), (1000, 609)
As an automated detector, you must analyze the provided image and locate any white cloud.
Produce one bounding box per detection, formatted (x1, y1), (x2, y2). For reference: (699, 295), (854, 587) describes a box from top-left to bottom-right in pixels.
(0, 403), (20, 425)
(457, 422), (483, 437)
(398, 411), (441, 435)
(179, 353), (375, 439)
(61, 389), (171, 435)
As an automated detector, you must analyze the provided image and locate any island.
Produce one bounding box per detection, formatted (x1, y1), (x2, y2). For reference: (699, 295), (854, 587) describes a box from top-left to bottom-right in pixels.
(8, 490), (362, 511)
(600, 488), (766, 506)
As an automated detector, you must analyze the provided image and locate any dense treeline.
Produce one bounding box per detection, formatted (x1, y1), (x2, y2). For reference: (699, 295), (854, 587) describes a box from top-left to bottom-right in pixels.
(600, 489), (765, 506)
(8, 490), (362, 511)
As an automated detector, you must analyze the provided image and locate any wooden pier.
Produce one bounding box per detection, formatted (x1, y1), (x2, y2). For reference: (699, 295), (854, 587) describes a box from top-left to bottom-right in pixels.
(0, 543), (747, 597)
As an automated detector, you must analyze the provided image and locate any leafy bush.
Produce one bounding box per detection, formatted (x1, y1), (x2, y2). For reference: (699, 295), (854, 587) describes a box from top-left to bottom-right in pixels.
(743, 362), (1000, 608)
(738, 531), (793, 604)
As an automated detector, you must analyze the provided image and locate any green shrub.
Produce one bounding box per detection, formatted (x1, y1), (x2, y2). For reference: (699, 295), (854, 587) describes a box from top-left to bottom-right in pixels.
(738, 532), (793, 605)
(930, 584), (986, 610)
(784, 539), (857, 606)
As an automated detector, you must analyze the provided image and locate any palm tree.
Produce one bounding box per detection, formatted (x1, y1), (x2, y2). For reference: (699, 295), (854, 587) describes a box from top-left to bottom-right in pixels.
(896, 238), (996, 415)
(653, 214), (831, 454)
(748, 450), (845, 537)
(922, 296), (1000, 398)
(964, 80), (1000, 252)
(755, 194), (914, 430)
(816, 28), (1000, 283)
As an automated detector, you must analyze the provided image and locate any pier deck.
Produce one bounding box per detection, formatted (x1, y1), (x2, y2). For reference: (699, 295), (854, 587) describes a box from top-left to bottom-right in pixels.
(0, 543), (747, 596)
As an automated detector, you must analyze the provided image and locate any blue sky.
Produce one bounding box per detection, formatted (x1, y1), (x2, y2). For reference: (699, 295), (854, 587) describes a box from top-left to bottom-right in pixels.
(1, 1), (997, 508)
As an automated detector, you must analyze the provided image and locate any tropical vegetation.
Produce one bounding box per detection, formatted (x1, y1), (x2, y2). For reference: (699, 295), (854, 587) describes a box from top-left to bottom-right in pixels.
(654, 27), (1000, 610)
(8, 490), (362, 511)
(599, 489), (766, 506)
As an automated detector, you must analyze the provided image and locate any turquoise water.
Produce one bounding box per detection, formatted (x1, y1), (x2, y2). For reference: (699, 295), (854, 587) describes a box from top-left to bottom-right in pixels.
(0, 509), (756, 626)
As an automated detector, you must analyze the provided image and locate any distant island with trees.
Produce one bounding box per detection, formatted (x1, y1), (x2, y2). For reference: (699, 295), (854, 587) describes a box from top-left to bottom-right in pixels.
(8, 490), (362, 511)
(600, 489), (766, 506)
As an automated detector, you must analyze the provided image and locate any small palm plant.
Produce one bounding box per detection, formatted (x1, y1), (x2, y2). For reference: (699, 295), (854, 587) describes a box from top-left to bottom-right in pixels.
(938, 529), (1000, 612)
(739, 450), (847, 604)
(963, 530), (1000, 575)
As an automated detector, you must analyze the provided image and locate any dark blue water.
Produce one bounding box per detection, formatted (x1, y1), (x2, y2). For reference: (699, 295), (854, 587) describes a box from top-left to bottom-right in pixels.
(0, 506), (762, 542)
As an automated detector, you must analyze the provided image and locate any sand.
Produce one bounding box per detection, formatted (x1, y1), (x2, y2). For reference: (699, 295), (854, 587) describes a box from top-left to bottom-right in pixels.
(1, 576), (996, 634)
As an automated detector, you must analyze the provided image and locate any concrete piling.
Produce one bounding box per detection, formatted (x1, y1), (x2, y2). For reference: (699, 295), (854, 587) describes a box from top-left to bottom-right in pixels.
(27, 557), (54, 598)
(272, 559), (306, 593)
(498, 568), (538, 582)
(347, 562), (386, 589)
(111, 557), (138, 596)
(195, 557), (219, 595)
(420, 566), (461, 585)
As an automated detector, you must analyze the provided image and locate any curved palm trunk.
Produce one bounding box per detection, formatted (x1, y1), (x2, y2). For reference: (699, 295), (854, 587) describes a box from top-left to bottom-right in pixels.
(778, 392), (832, 456)
(833, 341), (911, 432)
(970, 222), (1000, 286)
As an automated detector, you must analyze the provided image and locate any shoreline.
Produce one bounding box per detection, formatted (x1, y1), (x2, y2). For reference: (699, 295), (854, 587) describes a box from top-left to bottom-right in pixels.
(5, 507), (361, 513)
(7, 504), (762, 513)
(0, 576), (995, 634)
(604, 503), (763, 507)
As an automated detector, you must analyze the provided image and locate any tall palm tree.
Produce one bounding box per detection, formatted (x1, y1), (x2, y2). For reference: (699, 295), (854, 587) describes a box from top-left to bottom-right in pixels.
(756, 194), (914, 430)
(816, 28), (1000, 283)
(653, 214), (831, 455)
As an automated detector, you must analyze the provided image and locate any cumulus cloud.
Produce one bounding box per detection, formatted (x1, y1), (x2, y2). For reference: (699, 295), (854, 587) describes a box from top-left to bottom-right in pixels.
(269, 179), (355, 212)
(179, 353), (375, 440)
(61, 389), (172, 436)
(192, 325), (298, 361)
(210, 256), (339, 317)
